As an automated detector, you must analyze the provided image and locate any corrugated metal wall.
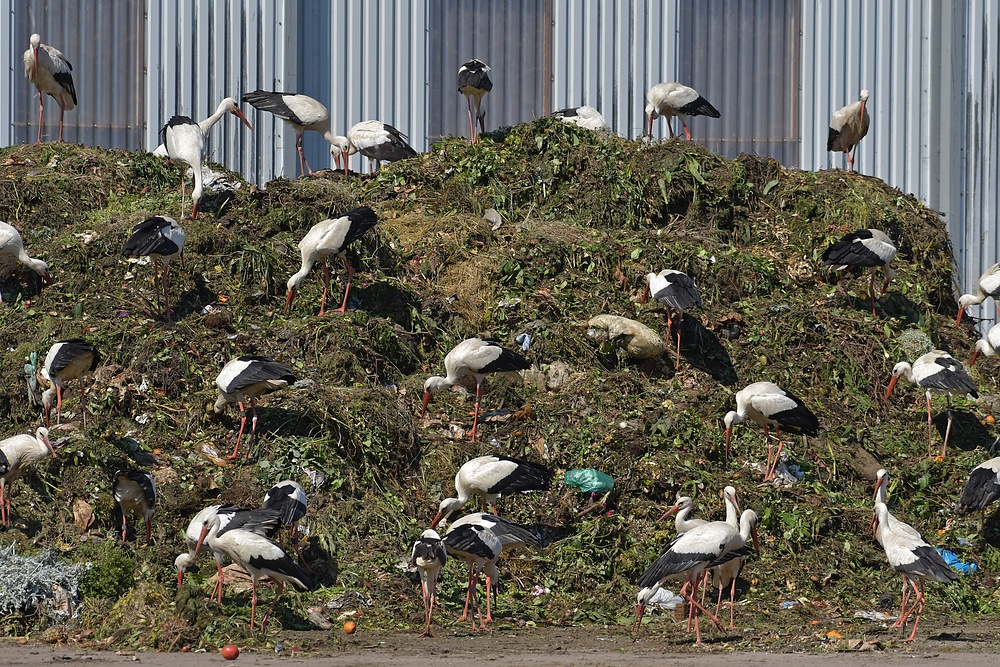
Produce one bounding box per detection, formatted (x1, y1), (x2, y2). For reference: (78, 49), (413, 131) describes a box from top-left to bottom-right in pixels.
(6, 0), (145, 148)
(550, 0), (681, 140)
(678, 0), (801, 165)
(146, 0), (290, 182)
(426, 0), (547, 144)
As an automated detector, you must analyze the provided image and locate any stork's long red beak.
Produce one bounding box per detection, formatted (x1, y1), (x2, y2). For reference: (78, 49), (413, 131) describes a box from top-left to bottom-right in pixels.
(971, 348), (981, 366)
(285, 290), (295, 315)
(646, 114), (653, 138)
(429, 511), (444, 530)
(872, 476), (884, 502)
(193, 524), (210, 556)
(177, 569), (184, 587)
(190, 202), (199, 219)
(641, 284), (650, 304)
(33, 47), (38, 69)
(859, 99), (867, 124)
(724, 426), (733, 460)
(657, 503), (680, 523)
(231, 108), (253, 130)
(421, 391), (431, 417)
(750, 524), (760, 554)
(955, 309), (966, 327)
(41, 272), (53, 285)
(884, 374), (901, 401)
(42, 431), (57, 458)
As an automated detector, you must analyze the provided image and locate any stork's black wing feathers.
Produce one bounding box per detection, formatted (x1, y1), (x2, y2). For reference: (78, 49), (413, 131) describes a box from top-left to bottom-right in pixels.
(340, 207), (379, 247)
(477, 342), (531, 374)
(822, 229), (886, 267)
(247, 551), (312, 589)
(410, 536), (447, 566)
(241, 90), (305, 126)
(637, 546), (714, 589)
(160, 115), (197, 145)
(262, 484), (307, 525)
(960, 464), (1000, 511)
(122, 216), (180, 257)
(217, 507), (282, 538)
(0, 448), (9, 477)
(51, 339), (101, 373)
(482, 515), (542, 548)
(53, 69), (77, 105)
(927, 357), (978, 397)
(361, 124), (417, 162)
(443, 523), (497, 559)
(678, 95), (720, 118)
(770, 388), (820, 436)
(897, 546), (960, 583)
(457, 60), (493, 93)
(113, 469), (157, 507)
(485, 456), (553, 495)
(231, 356), (297, 389)
(652, 272), (702, 310)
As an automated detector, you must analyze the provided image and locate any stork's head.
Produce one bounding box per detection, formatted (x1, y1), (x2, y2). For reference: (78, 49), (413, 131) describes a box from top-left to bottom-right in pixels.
(884, 362), (910, 400)
(36, 426), (56, 457)
(329, 136), (350, 172)
(972, 339), (994, 366)
(644, 102), (658, 137)
(723, 410), (742, 459)
(723, 485), (740, 512)
(29, 34), (40, 65)
(657, 495), (689, 522)
(429, 496), (464, 529)
(873, 468), (889, 503)
(174, 552), (196, 586)
(421, 375), (450, 417)
(225, 99), (253, 130)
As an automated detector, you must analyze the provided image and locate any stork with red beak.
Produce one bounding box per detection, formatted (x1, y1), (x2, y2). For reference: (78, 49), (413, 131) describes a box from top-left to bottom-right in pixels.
(23, 34), (76, 143)
(828, 90), (870, 172)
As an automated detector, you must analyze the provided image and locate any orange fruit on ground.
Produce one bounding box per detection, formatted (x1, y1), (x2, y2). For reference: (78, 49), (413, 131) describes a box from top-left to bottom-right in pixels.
(344, 621), (357, 634)
(986, 415), (996, 425)
(221, 644), (239, 660)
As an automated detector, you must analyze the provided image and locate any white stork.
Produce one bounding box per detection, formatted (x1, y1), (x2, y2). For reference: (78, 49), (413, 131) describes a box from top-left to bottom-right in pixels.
(175, 504), (281, 601)
(642, 269), (703, 371)
(458, 59), (492, 143)
(872, 469), (922, 541)
(971, 323), (1000, 365)
(241, 90), (348, 175)
(442, 512), (540, 630)
(0, 220), (52, 302)
(956, 262), (1000, 327)
(658, 495), (706, 532)
(0, 428), (56, 527)
(410, 528), (447, 637)
(872, 501), (958, 641)
(214, 356), (297, 460)
(112, 469), (157, 545)
(285, 207), (378, 316)
(193, 511), (311, 630)
(885, 350), (978, 458)
(634, 510), (758, 644)
(344, 121), (418, 174)
(430, 454), (553, 528)
(828, 90), (870, 172)
(263, 479), (310, 571)
(724, 381), (820, 482)
(552, 105), (609, 132)
(41, 339), (101, 428)
(23, 34), (76, 144)
(644, 82), (720, 141)
(160, 116), (205, 219)
(421, 337), (531, 441)
(152, 97), (252, 157)
(821, 228), (897, 316)
(121, 215), (186, 322)
(708, 486), (748, 629)
(959, 457), (1000, 513)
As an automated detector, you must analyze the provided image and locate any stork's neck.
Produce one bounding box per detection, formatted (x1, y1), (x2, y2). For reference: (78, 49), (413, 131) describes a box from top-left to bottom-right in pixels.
(724, 497), (738, 527)
(200, 102), (232, 135)
(287, 260), (314, 294)
(674, 505), (698, 533)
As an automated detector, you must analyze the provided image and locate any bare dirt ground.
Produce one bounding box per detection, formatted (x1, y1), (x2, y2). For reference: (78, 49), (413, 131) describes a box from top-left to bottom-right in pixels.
(6, 623), (1000, 667)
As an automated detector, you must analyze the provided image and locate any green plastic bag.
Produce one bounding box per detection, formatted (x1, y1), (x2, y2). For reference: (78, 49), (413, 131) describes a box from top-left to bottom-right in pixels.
(565, 469), (614, 495)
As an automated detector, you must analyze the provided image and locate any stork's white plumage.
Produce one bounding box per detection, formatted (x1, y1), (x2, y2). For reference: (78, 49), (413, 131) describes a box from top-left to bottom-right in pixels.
(644, 82), (720, 141)
(214, 356), (297, 460)
(658, 495), (708, 533)
(956, 262), (1000, 327)
(822, 228), (897, 316)
(23, 34), (76, 144)
(263, 479), (310, 571)
(458, 59), (492, 143)
(160, 116), (204, 219)
(41, 339), (101, 428)
(175, 505), (281, 600)
(285, 207), (378, 316)
(724, 381), (819, 481)
(242, 90), (349, 175)
(642, 269), (702, 371)
(112, 469), (157, 545)
(872, 469), (921, 541)
(872, 501), (958, 641)
(442, 512), (540, 630)
(194, 511), (311, 630)
(885, 350), (978, 458)
(553, 105), (609, 132)
(828, 90), (870, 172)
(708, 486), (748, 629)
(122, 215), (186, 322)
(0, 220), (52, 302)
(430, 455), (553, 528)
(0, 428), (55, 527)
(421, 337), (531, 441)
(345, 120), (418, 174)
(971, 323), (1000, 365)
(410, 528), (447, 637)
(959, 457), (1000, 513)
(152, 97), (252, 157)
(634, 510), (758, 644)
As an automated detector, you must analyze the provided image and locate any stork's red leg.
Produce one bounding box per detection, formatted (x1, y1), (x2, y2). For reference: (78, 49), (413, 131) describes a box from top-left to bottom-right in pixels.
(763, 437), (784, 482)
(249, 579), (258, 629)
(467, 96), (476, 143)
(468, 381), (483, 441)
(333, 257), (354, 314)
(682, 119), (692, 141)
(667, 119), (676, 139)
(260, 580), (285, 630)
(458, 565), (475, 621)
(80, 378), (88, 428)
(891, 574), (909, 628)
(225, 401), (248, 460)
(35, 93), (44, 144)
(56, 385), (63, 424)
(243, 403), (259, 460)
(58, 104), (65, 142)
(482, 571), (494, 627)
(903, 579), (925, 642)
(728, 576), (738, 629)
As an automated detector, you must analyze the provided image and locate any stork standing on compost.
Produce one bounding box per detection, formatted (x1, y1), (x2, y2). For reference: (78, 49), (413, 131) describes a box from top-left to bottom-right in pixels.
(152, 97), (252, 157)
(885, 350), (978, 458)
(642, 269), (702, 371)
(458, 59), (492, 143)
(121, 215), (186, 321)
(0, 220), (52, 302)
(241, 90), (348, 175)
(724, 381), (820, 482)
(263, 479), (311, 571)
(421, 338), (531, 441)
(285, 206), (378, 316)
(112, 469), (157, 545)
(430, 454), (552, 528)
(956, 262), (1000, 327)
(644, 82), (720, 141)
(214, 356), (297, 460)
(0, 428), (56, 527)
(821, 228), (897, 316)
(23, 34), (76, 143)
(344, 120), (418, 174)
(828, 90), (870, 172)
(41, 339), (100, 428)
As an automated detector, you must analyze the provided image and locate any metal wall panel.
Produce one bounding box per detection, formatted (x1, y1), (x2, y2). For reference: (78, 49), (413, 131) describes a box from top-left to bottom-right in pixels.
(678, 0), (800, 164)
(551, 0), (682, 139)
(146, 0), (291, 183)
(425, 0), (546, 146)
(9, 0), (145, 148)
